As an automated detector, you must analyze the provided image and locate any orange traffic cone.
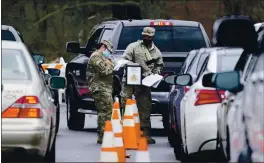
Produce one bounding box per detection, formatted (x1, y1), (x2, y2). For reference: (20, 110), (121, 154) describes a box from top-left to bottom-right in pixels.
(112, 110), (126, 162)
(112, 100), (131, 159)
(135, 137), (150, 162)
(112, 97), (122, 120)
(123, 99), (138, 150)
(100, 121), (118, 162)
(132, 96), (141, 143)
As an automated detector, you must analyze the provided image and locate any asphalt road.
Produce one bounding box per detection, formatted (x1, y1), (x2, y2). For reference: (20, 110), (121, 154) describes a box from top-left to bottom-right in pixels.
(56, 104), (178, 162)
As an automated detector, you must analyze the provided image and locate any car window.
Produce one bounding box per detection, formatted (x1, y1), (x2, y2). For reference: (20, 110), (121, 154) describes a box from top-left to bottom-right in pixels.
(180, 50), (198, 74)
(196, 56), (209, 80)
(2, 49), (31, 80)
(186, 51), (209, 82)
(1, 30), (16, 41)
(217, 54), (241, 72)
(251, 53), (264, 73)
(117, 26), (207, 52)
(243, 55), (258, 81)
(100, 28), (113, 42)
(86, 28), (103, 50)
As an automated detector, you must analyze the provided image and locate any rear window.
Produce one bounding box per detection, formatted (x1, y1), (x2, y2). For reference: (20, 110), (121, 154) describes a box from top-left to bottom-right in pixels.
(217, 54), (241, 72)
(1, 30), (16, 41)
(2, 49), (31, 80)
(117, 26), (207, 52)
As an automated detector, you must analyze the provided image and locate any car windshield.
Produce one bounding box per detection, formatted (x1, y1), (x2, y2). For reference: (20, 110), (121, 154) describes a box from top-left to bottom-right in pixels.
(217, 54), (241, 72)
(1, 30), (16, 41)
(117, 26), (207, 52)
(2, 49), (31, 80)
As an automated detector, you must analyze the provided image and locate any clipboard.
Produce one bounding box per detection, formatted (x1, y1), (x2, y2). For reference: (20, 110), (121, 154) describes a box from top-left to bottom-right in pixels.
(126, 65), (142, 86)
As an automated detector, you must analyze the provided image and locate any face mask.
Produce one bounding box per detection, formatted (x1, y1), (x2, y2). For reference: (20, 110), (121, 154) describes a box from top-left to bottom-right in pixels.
(143, 39), (152, 47)
(103, 49), (111, 58)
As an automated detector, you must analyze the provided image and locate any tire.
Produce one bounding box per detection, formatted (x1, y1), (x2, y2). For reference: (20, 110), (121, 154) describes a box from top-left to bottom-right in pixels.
(168, 126), (175, 147)
(44, 125), (55, 163)
(55, 103), (60, 135)
(66, 84), (85, 130)
(173, 132), (186, 161)
(162, 111), (169, 136)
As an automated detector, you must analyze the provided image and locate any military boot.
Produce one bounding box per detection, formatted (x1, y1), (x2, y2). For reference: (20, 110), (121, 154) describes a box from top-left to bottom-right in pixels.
(97, 133), (103, 144)
(143, 130), (156, 144)
(97, 138), (103, 144)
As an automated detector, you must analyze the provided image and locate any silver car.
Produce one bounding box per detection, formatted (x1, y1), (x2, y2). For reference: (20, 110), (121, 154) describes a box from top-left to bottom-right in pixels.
(1, 40), (66, 161)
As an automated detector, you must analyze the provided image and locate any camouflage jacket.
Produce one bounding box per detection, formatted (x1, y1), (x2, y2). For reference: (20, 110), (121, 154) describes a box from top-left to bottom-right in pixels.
(86, 50), (114, 94)
(122, 40), (164, 81)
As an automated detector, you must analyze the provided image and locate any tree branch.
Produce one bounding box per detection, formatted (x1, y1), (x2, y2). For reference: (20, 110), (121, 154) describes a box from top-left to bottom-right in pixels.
(31, 1), (139, 28)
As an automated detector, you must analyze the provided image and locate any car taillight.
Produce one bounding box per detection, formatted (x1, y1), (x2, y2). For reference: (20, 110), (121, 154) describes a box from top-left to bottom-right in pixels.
(184, 86), (190, 93)
(2, 96), (42, 118)
(150, 21), (172, 26)
(78, 88), (90, 96)
(194, 89), (225, 106)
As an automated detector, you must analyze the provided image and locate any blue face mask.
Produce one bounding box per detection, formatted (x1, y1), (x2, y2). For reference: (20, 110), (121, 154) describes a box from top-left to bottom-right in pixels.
(103, 50), (111, 58)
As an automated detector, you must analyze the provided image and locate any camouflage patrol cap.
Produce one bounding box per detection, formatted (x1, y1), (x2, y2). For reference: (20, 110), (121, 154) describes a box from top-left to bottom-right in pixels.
(101, 40), (113, 53)
(142, 27), (155, 37)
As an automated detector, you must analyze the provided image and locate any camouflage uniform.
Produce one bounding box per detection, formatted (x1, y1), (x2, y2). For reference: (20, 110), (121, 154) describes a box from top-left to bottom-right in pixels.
(86, 40), (114, 144)
(120, 27), (164, 144)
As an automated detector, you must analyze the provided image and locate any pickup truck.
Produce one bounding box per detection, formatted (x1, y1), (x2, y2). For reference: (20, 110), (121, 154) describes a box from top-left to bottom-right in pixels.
(65, 19), (211, 131)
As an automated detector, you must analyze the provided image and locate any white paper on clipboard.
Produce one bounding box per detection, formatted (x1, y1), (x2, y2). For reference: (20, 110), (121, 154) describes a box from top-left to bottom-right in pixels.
(142, 74), (163, 88)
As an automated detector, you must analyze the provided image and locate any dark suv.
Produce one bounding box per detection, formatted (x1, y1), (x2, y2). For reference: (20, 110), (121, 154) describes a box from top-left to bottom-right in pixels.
(65, 19), (210, 131)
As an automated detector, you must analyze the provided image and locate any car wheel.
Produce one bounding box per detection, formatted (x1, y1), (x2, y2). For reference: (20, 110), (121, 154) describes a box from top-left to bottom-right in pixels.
(55, 103), (60, 135)
(168, 126), (175, 147)
(162, 111), (169, 136)
(173, 131), (186, 161)
(44, 125), (55, 163)
(66, 84), (85, 130)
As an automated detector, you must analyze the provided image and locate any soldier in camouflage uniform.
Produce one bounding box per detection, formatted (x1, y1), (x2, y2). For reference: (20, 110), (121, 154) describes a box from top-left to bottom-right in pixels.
(120, 27), (164, 144)
(86, 40), (115, 144)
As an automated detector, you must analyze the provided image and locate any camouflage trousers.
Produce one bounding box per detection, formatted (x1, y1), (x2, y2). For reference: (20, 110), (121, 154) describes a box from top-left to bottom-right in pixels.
(120, 82), (152, 137)
(91, 91), (113, 139)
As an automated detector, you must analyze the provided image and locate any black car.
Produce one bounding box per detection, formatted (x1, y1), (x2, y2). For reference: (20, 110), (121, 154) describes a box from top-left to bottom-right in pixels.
(65, 19), (210, 131)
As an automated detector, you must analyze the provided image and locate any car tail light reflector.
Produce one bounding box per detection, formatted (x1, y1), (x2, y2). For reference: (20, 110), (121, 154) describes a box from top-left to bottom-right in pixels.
(2, 96), (42, 118)
(150, 21), (172, 26)
(184, 86), (190, 93)
(194, 89), (225, 106)
(78, 88), (90, 96)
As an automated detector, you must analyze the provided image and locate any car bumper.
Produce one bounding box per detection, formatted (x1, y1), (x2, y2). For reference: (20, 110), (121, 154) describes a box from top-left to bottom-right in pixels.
(151, 92), (169, 114)
(185, 103), (219, 154)
(78, 92), (169, 115)
(1, 119), (49, 157)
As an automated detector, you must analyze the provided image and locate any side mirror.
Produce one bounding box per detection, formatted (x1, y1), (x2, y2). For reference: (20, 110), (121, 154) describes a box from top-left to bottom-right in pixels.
(214, 71), (243, 93)
(175, 74), (192, 86)
(33, 54), (45, 64)
(49, 76), (66, 89)
(43, 73), (51, 85)
(46, 68), (61, 76)
(202, 73), (217, 88)
(66, 41), (80, 53)
(164, 74), (177, 85)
